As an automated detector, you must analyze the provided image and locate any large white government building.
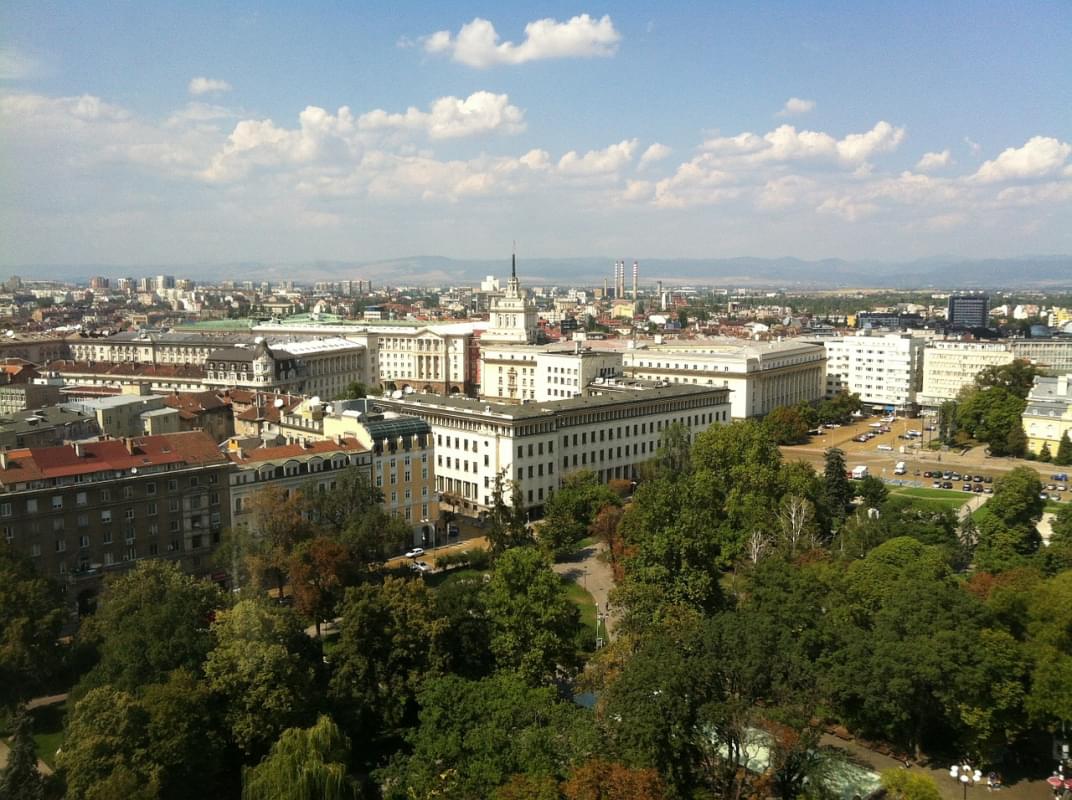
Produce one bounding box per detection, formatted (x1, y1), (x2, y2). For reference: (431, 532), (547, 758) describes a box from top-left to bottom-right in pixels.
(617, 338), (826, 419)
(374, 381), (731, 516)
(814, 332), (925, 413)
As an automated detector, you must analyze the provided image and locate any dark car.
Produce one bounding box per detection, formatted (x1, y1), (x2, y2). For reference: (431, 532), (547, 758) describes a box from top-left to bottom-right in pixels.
(923, 471), (933, 478)
(962, 484), (973, 492)
(942, 481), (954, 489)
(447, 524), (460, 538)
(973, 475), (983, 482)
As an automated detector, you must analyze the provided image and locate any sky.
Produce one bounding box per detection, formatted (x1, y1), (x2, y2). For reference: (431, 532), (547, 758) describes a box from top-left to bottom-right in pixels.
(1, 1), (1071, 270)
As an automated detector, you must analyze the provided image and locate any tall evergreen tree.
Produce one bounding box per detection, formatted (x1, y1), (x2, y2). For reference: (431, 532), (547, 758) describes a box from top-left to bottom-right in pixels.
(823, 448), (854, 524)
(0, 709), (43, 800)
(1056, 432), (1072, 467)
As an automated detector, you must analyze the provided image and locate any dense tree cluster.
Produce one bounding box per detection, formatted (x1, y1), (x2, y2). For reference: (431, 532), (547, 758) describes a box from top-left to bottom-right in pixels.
(6, 420), (1071, 799)
(943, 360), (1039, 456)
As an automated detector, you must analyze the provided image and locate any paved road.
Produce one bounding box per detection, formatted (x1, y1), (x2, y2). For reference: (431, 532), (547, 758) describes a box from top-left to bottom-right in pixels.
(551, 540), (619, 640)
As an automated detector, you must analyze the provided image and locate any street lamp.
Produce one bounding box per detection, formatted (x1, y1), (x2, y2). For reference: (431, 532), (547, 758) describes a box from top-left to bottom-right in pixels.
(950, 762), (982, 800)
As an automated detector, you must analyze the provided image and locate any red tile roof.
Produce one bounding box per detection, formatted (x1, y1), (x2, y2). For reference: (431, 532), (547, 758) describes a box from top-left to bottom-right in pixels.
(0, 431), (225, 485)
(44, 360), (206, 379)
(227, 436), (368, 465)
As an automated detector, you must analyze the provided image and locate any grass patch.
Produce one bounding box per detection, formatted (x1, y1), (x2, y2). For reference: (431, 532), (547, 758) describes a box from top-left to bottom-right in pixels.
(574, 536), (598, 550)
(425, 567), (484, 590)
(562, 579), (598, 642)
(1045, 502), (1064, 515)
(888, 487), (973, 513)
(2, 702), (67, 769)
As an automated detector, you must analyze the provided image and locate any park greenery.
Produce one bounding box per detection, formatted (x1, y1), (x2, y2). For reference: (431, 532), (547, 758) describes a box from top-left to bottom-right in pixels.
(3, 416), (1072, 799)
(939, 360), (1039, 457)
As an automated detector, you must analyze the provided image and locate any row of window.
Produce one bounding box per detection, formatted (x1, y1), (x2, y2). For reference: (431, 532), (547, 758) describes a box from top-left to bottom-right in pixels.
(0, 477), (218, 517)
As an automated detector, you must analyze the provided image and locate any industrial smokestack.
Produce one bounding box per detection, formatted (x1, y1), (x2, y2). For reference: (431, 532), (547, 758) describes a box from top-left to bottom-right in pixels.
(632, 261), (639, 300)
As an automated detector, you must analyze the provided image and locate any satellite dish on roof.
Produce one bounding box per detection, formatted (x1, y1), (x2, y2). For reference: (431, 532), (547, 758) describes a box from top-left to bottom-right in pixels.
(403, 386), (414, 394)
(273, 398), (285, 408)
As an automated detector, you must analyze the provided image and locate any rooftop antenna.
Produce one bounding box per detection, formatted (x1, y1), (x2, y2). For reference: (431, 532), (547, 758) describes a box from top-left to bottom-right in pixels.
(511, 241), (517, 279)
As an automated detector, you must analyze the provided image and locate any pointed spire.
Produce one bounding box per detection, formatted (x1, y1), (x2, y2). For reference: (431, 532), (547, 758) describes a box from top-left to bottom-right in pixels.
(511, 241), (516, 278)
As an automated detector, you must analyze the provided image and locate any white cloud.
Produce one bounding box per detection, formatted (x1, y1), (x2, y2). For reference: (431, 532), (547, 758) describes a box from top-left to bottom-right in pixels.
(816, 196), (878, 222)
(972, 136), (1072, 183)
(557, 139), (637, 175)
(916, 149), (951, 172)
(358, 91), (525, 139)
(638, 142), (672, 169)
(422, 14), (620, 68)
(776, 97), (816, 117)
(964, 136), (982, 156)
(701, 121), (905, 167)
(188, 77), (232, 96)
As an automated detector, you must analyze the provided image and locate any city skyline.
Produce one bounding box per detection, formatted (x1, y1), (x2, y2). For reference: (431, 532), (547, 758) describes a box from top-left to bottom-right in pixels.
(2, 2), (1071, 268)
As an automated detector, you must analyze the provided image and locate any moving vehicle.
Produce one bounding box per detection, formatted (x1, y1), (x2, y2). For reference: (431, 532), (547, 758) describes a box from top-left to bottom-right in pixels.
(894, 461), (907, 475)
(405, 547), (425, 559)
(877, 444), (894, 452)
(851, 465), (869, 480)
(411, 560), (430, 573)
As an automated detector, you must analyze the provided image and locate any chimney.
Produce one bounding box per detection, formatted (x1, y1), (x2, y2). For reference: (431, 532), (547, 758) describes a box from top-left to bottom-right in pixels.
(74, 442), (84, 458)
(0, 451), (7, 469)
(124, 437), (135, 455)
(632, 260), (639, 300)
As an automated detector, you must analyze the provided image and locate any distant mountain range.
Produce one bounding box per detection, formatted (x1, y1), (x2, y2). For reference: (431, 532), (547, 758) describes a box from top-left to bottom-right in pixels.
(11, 255), (1072, 290)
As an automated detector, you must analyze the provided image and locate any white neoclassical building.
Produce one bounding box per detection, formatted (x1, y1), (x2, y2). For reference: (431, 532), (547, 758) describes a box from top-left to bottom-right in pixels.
(918, 340), (1013, 408)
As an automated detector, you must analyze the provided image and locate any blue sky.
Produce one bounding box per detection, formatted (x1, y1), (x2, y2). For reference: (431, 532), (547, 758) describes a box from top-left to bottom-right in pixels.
(2, 1), (1070, 269)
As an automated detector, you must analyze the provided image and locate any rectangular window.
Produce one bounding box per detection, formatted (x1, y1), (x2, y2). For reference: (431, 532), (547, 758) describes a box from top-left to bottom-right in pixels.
(26, 499), (38, 513)
(101, 510), (112, 524)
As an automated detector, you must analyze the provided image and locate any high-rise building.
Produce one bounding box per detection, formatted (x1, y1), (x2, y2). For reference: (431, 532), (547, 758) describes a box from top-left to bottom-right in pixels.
(947, 295), (990, 329)
(89, 276), (110, 290)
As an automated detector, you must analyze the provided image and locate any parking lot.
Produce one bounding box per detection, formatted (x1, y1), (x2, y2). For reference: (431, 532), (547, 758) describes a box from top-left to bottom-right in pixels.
(782, 414), (1069, 503)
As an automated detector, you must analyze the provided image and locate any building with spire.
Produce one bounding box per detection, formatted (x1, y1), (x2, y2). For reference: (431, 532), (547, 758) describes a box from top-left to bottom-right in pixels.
(482, 252), (538, 345)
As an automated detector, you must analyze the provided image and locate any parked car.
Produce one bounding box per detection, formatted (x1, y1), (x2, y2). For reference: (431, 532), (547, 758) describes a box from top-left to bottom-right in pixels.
(877, 444), (894, 451)
(405, 547), (425, 559)
(448, 524), (460, 538)
(942, 481), (954, 489)
(973, 485), (984, 493)
(923, 471), (933, 478)
(973, 475), (983, 483)
(932, 481), (942, 489)
(983, 487), (993, 494)
(1052, 473), (1069, 482)
(963, 484), (973, 492)
(411, 560), (430, 573)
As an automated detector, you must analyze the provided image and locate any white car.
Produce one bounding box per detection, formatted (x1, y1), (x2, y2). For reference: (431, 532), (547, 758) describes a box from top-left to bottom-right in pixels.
(404, 547), (425, 559)
(411, 560), (430, 573)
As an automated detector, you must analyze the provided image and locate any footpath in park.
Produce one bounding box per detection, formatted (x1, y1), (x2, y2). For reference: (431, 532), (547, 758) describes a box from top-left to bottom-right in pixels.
(552, 539), (619, 638)
(0, 694), (65, 777)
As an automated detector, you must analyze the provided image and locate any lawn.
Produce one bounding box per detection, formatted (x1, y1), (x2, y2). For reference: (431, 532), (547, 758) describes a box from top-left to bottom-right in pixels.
(888, 486), (973, 513)
(1, 701), (66, 770)
(425, 566), (484, 590)
(562, 579), (598, 642)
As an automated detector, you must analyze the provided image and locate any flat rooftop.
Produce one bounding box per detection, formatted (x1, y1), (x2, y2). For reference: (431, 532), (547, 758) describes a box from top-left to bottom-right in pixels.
(374, 382), (728, 421)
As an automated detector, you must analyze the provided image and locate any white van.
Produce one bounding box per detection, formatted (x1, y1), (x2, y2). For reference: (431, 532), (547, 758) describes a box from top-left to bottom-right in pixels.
(894, 461), (907, 475)
(877, 444), (894, 452)
(851, 465), (869, 480)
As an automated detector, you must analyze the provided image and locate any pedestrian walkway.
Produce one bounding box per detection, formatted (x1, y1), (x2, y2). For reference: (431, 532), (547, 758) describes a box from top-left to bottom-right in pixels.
(552, 540), (619, 638)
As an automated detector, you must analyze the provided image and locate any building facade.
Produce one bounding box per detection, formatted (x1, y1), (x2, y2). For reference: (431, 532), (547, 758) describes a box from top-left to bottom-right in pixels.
(0, 432), (230, 611)
(918, 340), (1014, 408)
(620, 338), (826, 419)
(818, 333), (924, 412)
(947, 295), (990, 329)
(1010, 339), (1072, 374)
(375, 382), (730, 517)
(1023, 374), (1072, 456)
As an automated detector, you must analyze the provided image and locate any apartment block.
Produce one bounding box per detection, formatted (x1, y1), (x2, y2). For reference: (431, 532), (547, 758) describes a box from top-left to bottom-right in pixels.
(918, 340), (1014, 408)
(817, 333), (924, 413)
(0, 432), (230, 611)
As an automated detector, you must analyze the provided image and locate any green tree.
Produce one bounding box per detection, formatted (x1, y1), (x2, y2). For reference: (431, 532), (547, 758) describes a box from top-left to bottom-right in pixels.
(434, 574), (494, 679)
(764, 405), (810, 445)
(335, 381), (370, 400)
(823, 447), (853, 523)
(823, 538), (987, 758)
(857, 475), (889, 509)
(1006, 423), (1028, 458)
(0, 708), (43, 800)
(241, 715), (359, 800)
(77, 560), (222, 696)
(955, 386), (1026, 456)
(975, 359), (1039, 399)
(545, 470), (620, 527)
(204, 600), (318, 757)
(647, 421), (693, 479)
(538, 507), (587, 559)
(880, 769), (942, 800)
(0, 546), (64, 711)
(938, 400), (958, 444)
(486, 472), (533, 556)
(59, 687), (161, 800)
(484, 547), (580, 685)
(329, 577), (448, 735)
(389, 672), (597, 800)
(302, 467), (381, 537)
(1039, 442), (1053, 462)
(1056, 431), (1072, 466)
